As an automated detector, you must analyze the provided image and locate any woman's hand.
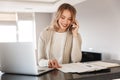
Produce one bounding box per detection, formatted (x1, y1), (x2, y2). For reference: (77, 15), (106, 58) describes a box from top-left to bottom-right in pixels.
(48, 59), (61, 68)
(72, 20), (79, 37)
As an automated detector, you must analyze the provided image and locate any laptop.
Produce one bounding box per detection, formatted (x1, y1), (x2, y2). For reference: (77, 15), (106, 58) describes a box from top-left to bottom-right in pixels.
(0, 42), (54, 75)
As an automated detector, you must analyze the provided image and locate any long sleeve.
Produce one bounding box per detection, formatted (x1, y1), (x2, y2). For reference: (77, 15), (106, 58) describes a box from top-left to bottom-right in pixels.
(71, 33), (82, 63)
(38, 32), (49, 67)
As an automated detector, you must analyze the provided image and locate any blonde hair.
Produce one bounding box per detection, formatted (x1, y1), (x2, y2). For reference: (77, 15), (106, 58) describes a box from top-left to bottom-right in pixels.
(49, 3), (76, 32)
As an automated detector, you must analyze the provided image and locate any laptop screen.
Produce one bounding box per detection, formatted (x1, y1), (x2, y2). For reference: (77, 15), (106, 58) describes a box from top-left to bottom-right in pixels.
(0, 42), (39, 75)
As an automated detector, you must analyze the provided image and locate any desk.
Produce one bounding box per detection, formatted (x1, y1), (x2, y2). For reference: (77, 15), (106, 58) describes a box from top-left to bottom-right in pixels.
(1, 60), (120, 80)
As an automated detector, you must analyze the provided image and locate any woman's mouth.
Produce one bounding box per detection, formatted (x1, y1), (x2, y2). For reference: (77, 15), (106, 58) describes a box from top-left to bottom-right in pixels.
(61, 24), (67, 27)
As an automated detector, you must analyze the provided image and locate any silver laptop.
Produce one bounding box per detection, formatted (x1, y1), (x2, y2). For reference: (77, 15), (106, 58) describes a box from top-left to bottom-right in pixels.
(0, 42), (53, 75)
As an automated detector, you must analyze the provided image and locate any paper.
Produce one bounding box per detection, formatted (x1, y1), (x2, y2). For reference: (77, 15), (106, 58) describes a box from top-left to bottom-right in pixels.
(57, 61), (120, 73)
(113, 79), (120, 80)
(58, 63), (96, 73)
(87, 61), (120, 68)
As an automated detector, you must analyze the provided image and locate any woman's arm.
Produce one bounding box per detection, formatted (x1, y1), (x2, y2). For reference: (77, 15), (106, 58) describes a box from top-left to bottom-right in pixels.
(38, 32), (49, 67)
(71, 33), (82, 63)
(71, 20), (82, 63)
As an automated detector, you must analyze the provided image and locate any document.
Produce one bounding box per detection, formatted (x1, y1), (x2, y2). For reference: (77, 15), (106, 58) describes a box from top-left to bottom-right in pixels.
(86, 61), (120, 68)
(112, 78), (120, 80)
(57, 61), (120, 73)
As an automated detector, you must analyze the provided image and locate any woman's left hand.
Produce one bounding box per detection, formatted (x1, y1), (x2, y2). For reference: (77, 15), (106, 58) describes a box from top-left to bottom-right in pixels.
(72, 20), (79, 36)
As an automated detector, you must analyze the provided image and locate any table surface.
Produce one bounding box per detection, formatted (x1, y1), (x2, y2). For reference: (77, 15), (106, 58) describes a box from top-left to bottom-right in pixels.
(1, 60), (120, 80)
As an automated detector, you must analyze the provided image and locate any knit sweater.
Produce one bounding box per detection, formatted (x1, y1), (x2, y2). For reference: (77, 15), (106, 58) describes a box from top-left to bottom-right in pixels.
(38, 29), (82, 66)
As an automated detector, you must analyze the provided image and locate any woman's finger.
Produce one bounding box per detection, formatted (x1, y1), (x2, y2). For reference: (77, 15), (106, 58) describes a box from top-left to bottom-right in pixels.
(54, 59), (61, 68)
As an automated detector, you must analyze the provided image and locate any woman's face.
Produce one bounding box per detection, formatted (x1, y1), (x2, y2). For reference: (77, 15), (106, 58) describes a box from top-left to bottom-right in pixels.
(58, 10), (72, 32)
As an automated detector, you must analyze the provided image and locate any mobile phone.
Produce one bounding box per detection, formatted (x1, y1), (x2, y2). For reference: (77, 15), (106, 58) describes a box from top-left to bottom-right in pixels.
(69, 23), (76, 30)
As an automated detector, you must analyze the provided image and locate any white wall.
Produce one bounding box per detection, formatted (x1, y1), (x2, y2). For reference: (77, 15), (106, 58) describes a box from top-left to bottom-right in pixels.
(75, 0), (120, 60)
(34, 13), (52, 48)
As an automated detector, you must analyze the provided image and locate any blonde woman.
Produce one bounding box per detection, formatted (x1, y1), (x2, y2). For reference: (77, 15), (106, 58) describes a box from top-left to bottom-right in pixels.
(38, 3), (82, 68)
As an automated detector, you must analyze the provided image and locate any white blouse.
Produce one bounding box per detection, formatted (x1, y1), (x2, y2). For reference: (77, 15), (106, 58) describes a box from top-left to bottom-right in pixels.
(51, 31), (67, 64)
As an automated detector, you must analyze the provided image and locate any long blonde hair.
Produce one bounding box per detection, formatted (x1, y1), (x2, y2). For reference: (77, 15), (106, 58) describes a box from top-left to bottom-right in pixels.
(49, 3), (76, 32)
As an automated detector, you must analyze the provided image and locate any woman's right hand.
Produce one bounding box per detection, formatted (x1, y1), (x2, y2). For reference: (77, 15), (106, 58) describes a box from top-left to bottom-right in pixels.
(48, 59), (61, 68)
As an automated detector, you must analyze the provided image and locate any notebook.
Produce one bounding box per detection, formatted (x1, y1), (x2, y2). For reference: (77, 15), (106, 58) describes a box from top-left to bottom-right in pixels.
(0, 42), (53, 75)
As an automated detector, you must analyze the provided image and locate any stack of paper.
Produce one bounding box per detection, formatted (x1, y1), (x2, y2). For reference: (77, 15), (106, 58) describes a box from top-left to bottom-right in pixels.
(87, 61), (120, 68)
(57, 61), (120, 73)
(112, 79), (120, 80)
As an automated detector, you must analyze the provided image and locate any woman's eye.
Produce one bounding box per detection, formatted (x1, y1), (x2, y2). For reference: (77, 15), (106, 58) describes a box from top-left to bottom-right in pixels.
(68, 18), (72, 21)
(61, 17), (65, 19)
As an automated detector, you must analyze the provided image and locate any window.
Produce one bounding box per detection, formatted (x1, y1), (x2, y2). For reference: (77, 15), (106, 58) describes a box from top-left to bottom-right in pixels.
(18, 20), (34, 42)
(0, 13), (17, 42)
(0, 13), (35, 43)
(0, 25), (16, 42)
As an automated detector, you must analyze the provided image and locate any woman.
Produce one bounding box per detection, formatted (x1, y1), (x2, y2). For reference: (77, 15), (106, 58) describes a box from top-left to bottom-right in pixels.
(38, 3), (82, 68)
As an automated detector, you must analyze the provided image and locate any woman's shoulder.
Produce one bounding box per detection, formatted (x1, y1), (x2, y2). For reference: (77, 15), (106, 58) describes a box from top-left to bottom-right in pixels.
(40, 27), (54, 37)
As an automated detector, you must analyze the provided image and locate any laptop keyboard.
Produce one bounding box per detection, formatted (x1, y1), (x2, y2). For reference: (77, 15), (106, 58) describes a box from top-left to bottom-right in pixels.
(38, 66), (53, 73)
(38, 69), (46, 72)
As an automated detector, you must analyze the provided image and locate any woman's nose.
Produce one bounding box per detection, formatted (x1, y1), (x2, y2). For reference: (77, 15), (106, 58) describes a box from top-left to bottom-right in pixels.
(63, 19), (68, 24)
